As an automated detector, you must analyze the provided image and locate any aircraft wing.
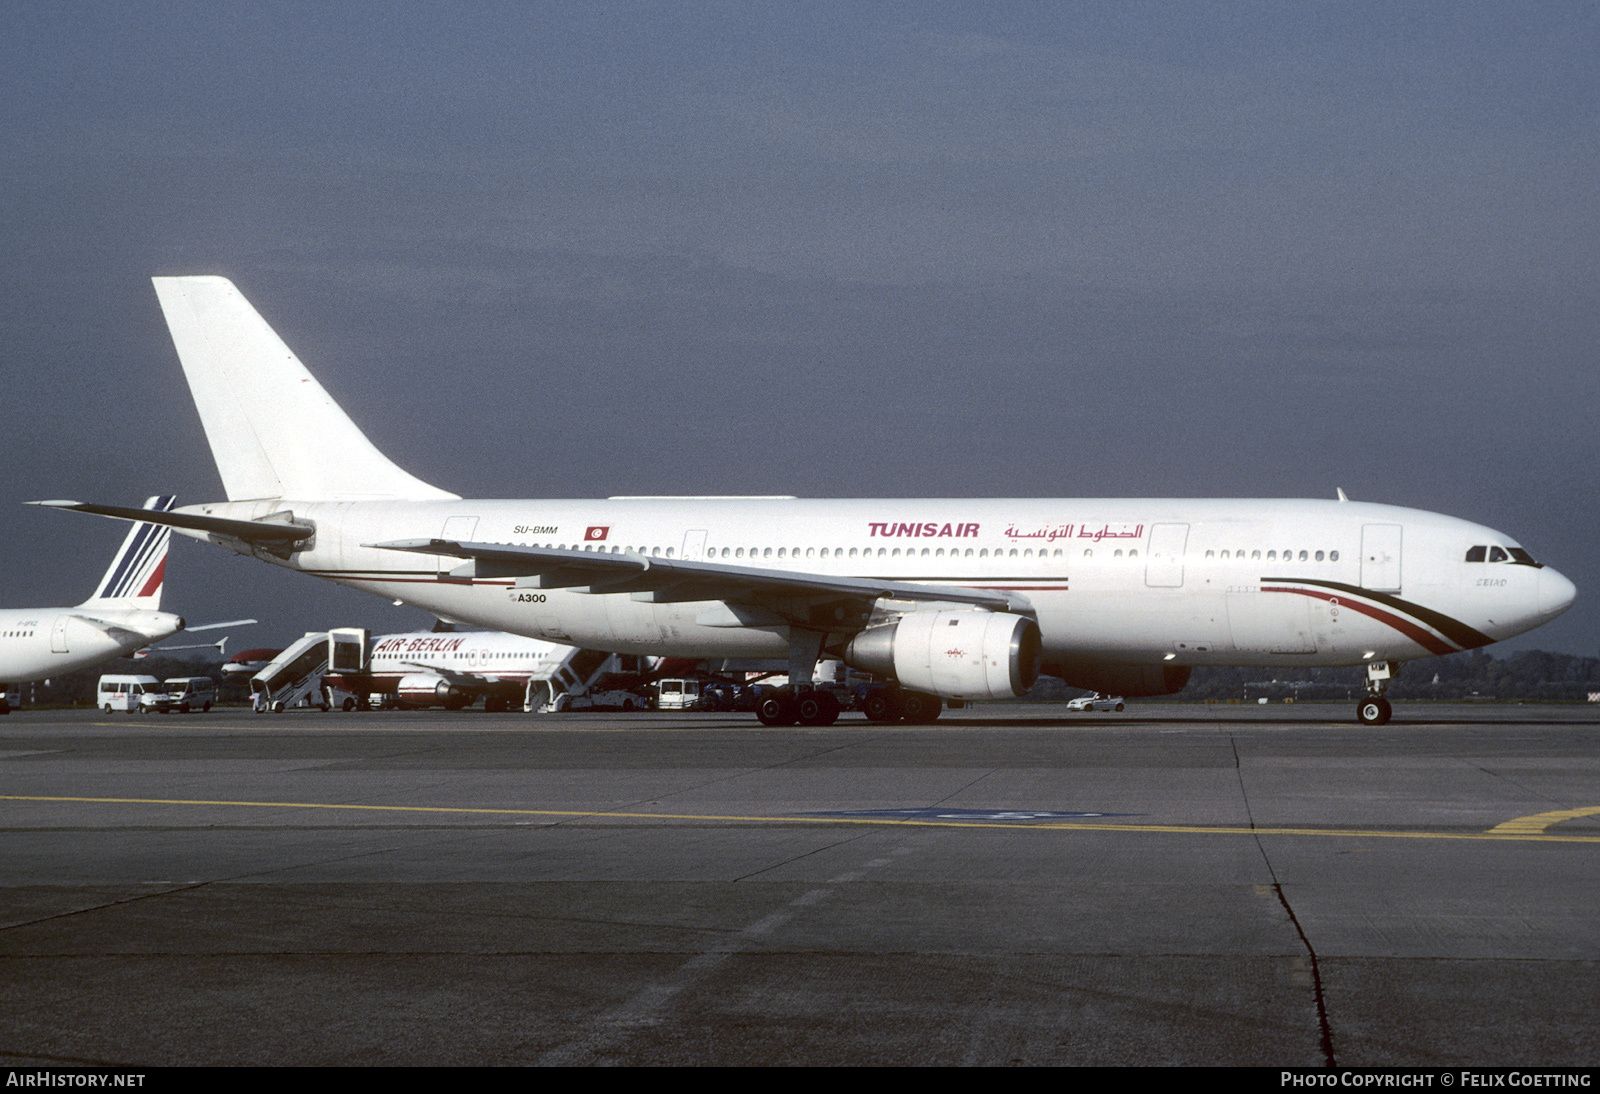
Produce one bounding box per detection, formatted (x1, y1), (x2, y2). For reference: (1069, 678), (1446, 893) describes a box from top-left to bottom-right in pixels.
(366, 538), (1031, 620)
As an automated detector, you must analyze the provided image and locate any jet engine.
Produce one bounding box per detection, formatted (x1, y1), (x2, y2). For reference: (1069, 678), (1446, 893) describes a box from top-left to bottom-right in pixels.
(844, 610), (1041, 700)
(397, 673), (466, 709)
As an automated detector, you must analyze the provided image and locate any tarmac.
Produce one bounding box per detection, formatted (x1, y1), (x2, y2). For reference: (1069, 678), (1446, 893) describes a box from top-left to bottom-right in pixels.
(0, 701), (1595, 1066)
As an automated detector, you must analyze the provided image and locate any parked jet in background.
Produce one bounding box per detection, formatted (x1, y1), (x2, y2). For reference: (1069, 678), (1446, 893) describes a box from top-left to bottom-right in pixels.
(0, 497), (186, 709)
(36, 277), (1578, 725)
(220, 648), (284, 679)
(334, 629), (653, 712)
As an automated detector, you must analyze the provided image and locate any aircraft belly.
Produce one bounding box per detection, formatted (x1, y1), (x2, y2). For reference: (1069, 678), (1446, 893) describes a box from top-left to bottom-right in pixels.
(1227, 591), (1316, 654)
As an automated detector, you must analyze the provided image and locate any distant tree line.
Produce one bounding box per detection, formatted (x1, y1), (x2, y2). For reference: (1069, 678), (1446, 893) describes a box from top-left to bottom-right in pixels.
(1026, 648), (1600, 703)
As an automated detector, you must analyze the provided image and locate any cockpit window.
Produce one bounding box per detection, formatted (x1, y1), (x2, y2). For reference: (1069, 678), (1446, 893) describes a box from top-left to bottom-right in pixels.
(1508, 547), (1543, 568)
(1488, 546), (1509, 563)
(1465, 546), (1486, 562)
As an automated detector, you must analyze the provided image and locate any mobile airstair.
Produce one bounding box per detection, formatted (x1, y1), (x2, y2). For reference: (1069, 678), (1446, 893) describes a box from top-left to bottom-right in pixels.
(251, 632), (331, 712)
(529, 649), (641, 712)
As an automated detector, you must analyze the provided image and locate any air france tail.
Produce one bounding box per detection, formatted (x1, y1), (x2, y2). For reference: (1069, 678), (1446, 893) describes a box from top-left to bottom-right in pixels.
(150, 277), (457, 503)
(80, 495), (177, 610)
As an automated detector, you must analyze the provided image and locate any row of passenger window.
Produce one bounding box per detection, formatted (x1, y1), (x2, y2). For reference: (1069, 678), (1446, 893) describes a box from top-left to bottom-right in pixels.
(537, 542), (1340, 564)
(1205, 549), (1339, 562)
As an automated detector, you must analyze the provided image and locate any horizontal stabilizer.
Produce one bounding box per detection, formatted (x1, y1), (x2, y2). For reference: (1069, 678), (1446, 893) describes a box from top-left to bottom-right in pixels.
(32, 501), (313, 547)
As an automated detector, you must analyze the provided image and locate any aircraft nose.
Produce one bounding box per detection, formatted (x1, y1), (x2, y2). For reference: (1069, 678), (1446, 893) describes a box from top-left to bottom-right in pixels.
(1538, 568), (1577, 619)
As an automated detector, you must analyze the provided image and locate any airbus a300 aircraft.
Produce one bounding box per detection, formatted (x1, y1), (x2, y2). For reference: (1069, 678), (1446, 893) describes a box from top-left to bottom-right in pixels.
(36, 277), (1577, 726)
(0, 497), (188, 708)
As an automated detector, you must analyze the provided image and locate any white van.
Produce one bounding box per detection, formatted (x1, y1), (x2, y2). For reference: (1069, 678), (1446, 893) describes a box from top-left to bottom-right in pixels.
(164, 677), (215, 713)
(97, 675), (172, 714)
(655, 678), (702, 711)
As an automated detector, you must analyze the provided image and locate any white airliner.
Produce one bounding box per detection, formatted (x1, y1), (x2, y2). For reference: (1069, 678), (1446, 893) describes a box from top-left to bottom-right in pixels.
(349, 630), (605, 711)
(35, 277), (1577, 726)
(0, 497), (187, 704)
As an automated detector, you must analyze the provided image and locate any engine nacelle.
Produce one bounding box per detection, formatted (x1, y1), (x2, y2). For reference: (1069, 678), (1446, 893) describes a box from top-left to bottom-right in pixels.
(844, 611), (1041, 700)
(396, 673), (462, 708)
(1046, 660), (1191, 698)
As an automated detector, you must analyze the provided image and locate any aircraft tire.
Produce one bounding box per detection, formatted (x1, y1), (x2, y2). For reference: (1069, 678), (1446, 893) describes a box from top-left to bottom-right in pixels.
(863, 690), (900, 722)
(756, 694), (797, 726)
(1356, 697), (1391, 726)
(900, 691), (942, 724)
(796, 691), (840, 727)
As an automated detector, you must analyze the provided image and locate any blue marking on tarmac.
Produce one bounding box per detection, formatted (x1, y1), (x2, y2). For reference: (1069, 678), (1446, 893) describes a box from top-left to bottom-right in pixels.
(800, 808), (1139, 822)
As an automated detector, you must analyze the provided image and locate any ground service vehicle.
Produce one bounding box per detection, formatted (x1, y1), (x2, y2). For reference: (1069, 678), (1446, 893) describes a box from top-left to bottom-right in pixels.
(164, 676), (215, 712)
(98, 675), (172, 713)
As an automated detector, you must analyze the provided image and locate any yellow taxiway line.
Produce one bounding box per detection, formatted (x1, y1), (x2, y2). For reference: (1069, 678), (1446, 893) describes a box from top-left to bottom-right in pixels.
(1488, 805), (1600, 835)
(2, 794), (1598, 843)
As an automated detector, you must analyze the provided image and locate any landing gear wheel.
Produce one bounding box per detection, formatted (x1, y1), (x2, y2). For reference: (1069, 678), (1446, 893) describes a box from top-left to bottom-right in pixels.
(796, 690), (840, 726)
(756, 693), (797, 726)
(899, 691), (942, 724)
(863, 690), (901, 723)
(1356, 696), (1392, 726)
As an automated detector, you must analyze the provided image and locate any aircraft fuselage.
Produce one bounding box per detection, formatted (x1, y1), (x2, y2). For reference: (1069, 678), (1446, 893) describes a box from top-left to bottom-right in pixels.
(170, 495), (1574, 672)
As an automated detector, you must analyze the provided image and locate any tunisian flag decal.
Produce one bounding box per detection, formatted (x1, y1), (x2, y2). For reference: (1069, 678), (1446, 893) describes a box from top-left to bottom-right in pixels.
(585, 526), (610, 541)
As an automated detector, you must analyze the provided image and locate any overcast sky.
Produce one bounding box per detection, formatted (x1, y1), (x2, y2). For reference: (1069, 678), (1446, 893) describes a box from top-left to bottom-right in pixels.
(2, 2), (1597, 656)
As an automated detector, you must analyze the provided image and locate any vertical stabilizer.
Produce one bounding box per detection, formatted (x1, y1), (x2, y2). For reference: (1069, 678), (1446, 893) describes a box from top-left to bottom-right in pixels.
(151, 276), (459, 502)
(81, 496), (177, 609)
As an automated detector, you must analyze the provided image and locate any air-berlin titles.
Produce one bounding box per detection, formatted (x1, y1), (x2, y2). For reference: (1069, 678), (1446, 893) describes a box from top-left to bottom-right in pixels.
(374, 635), (467, 654)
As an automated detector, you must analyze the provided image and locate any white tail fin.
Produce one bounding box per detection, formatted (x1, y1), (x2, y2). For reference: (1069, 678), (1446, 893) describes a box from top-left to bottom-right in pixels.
(151, 276), (459, 502)
(81, 496), (176, 609)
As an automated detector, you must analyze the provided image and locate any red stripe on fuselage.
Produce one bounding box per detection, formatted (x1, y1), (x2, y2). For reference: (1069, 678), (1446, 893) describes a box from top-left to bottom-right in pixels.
(1263, 586), (1454, 656)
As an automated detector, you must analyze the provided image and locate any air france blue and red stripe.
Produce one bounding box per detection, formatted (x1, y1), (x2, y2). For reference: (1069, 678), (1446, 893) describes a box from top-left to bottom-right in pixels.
(92, 495), (177, 602)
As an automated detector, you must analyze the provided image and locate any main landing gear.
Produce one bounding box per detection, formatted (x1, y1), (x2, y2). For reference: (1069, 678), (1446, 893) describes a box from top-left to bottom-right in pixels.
(757, 625), (944, 727)
(756, 686), (842, 727)
(1356, 660), (1399, 726)
(861, 686), (942, 725)
(754, 684), (945, 726)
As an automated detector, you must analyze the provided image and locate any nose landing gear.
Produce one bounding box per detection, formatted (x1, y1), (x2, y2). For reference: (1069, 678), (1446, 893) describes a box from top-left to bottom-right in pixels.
(1356, 660), (1399, 725)
(1356, 695), (1392, 726)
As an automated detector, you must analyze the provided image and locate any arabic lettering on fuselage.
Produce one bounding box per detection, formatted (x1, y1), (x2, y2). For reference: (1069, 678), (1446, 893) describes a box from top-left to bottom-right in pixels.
(1002, 522), (1146, 542)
